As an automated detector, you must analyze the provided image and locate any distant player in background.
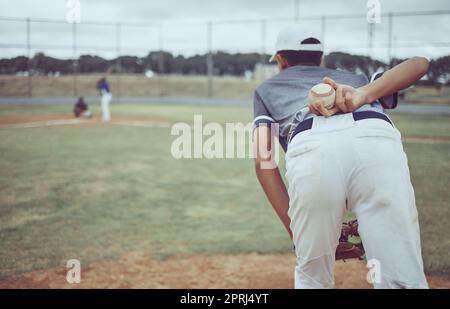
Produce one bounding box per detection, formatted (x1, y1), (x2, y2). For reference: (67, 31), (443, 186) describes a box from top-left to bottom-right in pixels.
(96, 77), (112, 122)
(73, 97), (92, 118)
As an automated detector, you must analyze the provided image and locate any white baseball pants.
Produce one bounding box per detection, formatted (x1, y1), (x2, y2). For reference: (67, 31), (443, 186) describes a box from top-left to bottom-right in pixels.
(285, 114), (428, 289)
(101, 92), (112, 122)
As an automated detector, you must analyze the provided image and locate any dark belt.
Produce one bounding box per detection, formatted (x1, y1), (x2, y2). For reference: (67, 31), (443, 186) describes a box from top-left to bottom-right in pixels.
(288, 111), (393, 144)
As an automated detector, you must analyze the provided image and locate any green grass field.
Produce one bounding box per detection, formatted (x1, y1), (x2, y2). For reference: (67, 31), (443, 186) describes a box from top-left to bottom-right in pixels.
(0, 104), (449, 280)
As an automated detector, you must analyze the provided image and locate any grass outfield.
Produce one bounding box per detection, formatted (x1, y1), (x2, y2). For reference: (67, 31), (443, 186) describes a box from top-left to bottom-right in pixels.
(0, 104), (449, 279)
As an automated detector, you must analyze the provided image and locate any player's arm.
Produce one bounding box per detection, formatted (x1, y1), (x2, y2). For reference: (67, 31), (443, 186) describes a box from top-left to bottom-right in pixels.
(253, 125), (292, 240)
(359, 56), (430, 104)
(310, 56), (430, 116)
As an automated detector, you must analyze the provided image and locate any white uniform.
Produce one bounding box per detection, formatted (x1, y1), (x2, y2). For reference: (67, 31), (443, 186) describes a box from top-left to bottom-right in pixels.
(285, 114), (429, 289)
(101, 89), (112, 122)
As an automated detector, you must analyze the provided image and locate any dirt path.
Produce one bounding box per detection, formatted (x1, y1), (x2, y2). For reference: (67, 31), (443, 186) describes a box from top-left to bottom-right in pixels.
(1, 252), (448, 289)
(0, 114), (172, 129)
(402, 136), (450, 144)
(0, 114), (74, 125)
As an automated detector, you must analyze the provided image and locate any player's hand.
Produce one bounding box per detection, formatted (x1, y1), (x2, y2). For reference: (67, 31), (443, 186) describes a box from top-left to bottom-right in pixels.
(322, 77), (369, 113)
(308, 99), (340, 117)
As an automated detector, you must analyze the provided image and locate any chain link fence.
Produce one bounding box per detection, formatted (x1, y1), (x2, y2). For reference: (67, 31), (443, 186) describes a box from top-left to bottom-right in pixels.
(0, 10), (449, 99)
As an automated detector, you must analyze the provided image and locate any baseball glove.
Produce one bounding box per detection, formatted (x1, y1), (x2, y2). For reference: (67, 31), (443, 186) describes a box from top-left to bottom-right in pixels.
(335, 220), (365, 261)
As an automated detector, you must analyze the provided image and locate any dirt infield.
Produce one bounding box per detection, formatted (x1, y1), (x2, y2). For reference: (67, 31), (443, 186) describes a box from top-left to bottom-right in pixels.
(0, 113), (172, 129)
(1, 252), (449, 289)
(0, 114), (73, 125)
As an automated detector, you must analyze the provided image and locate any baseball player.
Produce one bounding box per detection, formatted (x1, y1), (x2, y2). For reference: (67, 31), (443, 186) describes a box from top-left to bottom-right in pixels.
(253, 24), (430, 289)
(97, 77), (112, 122)
(73, 97), (92, 118)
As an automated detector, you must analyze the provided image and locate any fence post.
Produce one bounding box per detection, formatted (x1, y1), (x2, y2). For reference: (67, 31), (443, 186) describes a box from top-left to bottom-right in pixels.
(321, 15), (326, 48)
(294, 0), (300, 22)
(387, 12), (393, 64)
(116, 22), (121, 97)
(158, 24), (165, 96)
(260, 19), (267, 80)
(368, 22), (374, 55)
(72, 22), (78, 97)
(206, 21), (213, 98)
(26, 18), (32, 97)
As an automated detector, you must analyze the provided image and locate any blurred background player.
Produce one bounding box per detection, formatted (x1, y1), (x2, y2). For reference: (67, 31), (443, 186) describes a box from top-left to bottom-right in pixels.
(96, 77), (112, 122)
(73, 97), (92, 118)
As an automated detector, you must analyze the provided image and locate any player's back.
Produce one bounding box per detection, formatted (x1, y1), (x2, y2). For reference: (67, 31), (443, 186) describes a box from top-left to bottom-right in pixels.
(253, 65), (385, 150)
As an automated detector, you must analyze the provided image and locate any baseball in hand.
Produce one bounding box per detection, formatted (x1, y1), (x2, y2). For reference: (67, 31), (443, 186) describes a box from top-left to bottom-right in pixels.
(308, 83), (336, 110)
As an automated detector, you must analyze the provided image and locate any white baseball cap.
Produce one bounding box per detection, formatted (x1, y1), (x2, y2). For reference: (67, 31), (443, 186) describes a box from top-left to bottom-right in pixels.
(269, 24), (323, 62)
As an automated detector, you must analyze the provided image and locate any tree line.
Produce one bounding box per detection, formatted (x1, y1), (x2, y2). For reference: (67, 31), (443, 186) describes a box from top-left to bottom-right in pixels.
(0, 51), (448, 85)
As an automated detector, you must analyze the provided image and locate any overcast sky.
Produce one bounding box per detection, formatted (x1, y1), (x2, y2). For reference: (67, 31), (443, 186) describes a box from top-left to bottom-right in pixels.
(0, 0), (449, 61)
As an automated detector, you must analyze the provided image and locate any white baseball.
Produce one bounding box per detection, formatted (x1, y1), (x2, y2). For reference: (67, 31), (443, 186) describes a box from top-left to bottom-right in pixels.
(308, 83), (336, 110)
